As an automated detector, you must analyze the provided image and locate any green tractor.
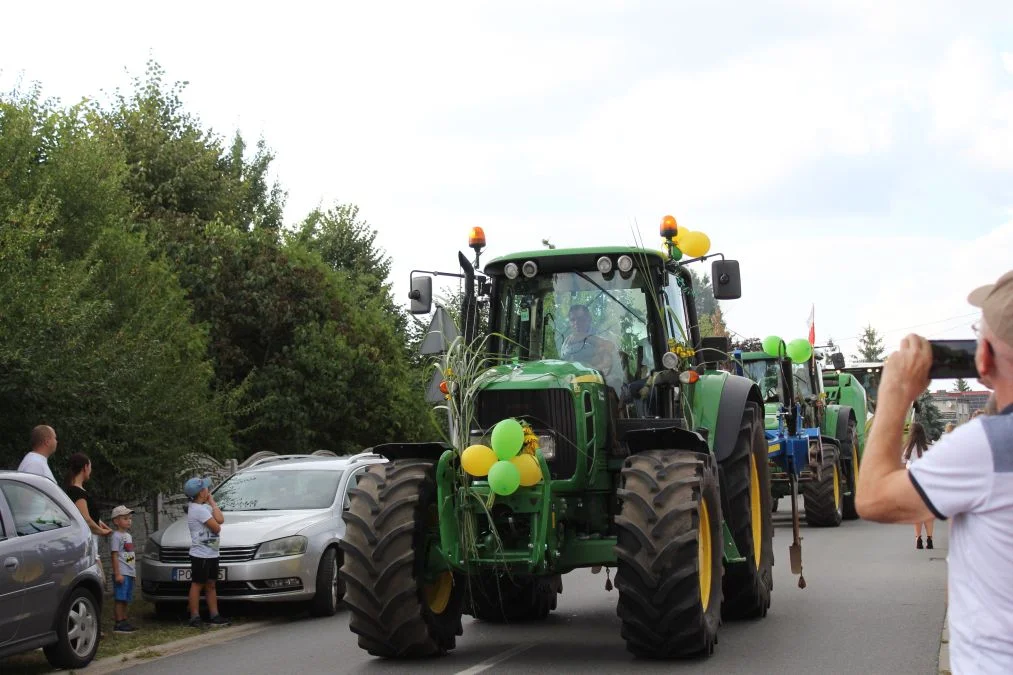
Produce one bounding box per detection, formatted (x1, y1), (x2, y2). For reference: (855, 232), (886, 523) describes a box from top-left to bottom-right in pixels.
(734, 343), (868, 526)
(340, 221), (774, 659)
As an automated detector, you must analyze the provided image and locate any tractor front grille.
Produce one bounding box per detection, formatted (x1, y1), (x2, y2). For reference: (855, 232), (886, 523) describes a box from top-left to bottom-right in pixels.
(475, 389), (579, 479)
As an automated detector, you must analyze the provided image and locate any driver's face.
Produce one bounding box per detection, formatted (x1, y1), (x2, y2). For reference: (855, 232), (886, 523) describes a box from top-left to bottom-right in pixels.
(569, 309), (591, 333)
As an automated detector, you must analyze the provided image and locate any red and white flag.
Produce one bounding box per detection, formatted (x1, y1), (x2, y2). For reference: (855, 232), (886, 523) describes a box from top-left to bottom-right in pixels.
(807, 305), (815, 346)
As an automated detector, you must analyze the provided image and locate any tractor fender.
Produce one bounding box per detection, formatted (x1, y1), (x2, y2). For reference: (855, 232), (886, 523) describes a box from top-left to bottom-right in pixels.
(624, 425), (709, 455)
(833, 406), (855, 441)
(710, 374), (764, 464)
(371, 442), (449, 462)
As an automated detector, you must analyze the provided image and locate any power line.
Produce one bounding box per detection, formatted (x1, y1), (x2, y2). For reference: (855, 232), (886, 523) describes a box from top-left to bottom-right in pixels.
(827, 312), (978, 345)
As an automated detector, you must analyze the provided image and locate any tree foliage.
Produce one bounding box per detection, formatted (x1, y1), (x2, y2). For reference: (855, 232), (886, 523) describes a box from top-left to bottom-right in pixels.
(853, 324), (886, 362)
(953, 378), (971, 393)
(0, 63), (432, 499)
(915, 390), (946, 442)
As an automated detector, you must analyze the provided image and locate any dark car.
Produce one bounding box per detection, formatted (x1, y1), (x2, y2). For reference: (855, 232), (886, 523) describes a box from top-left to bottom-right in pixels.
(0, 471), (104, 669)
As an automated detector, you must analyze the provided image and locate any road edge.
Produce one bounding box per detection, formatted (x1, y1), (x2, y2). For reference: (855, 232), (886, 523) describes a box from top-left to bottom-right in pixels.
(938, 609), (950, 674)
(85, 619), (276, 674)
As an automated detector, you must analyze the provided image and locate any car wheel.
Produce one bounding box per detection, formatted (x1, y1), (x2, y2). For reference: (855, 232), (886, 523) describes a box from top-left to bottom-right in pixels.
(43, 586), (100, 669)
(309, 548), (342, 617)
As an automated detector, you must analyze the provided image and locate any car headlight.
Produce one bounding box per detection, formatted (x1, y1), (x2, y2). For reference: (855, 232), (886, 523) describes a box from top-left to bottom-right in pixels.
(254, 535), (308, 560)
(143, 539), (161, 561)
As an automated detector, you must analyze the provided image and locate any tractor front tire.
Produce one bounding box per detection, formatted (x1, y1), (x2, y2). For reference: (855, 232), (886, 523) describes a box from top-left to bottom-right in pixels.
(840, 418), (861, 521)
(718, 402), (774, 620)
(615, 450), (723, 658)
(468, 573), (561, 622)
(802, 446), (844, 527)
(340, 459), (464, 657)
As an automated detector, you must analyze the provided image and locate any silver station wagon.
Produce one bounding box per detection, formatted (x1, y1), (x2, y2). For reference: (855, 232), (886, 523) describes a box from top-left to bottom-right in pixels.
(140, 453), (385, 615)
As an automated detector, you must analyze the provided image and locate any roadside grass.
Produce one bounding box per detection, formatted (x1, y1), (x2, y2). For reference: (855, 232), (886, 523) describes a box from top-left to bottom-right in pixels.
(0, 596), (262, 674)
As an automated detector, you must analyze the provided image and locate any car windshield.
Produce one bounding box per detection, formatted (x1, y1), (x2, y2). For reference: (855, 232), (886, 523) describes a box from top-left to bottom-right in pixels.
(213, 470), (343, 511)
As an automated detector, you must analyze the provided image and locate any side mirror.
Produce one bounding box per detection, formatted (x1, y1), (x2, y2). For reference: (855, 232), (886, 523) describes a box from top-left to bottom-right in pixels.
(831, 352), (845, 370)
(409, 275), (433, 314)
(712, 260), (741, 300)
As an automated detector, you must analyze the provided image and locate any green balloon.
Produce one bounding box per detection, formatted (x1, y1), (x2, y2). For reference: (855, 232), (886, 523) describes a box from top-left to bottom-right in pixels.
(761, 335), (785, 357)
(488, 460), (521, 496)
(786, 338), (813, 364)
(491, 418), (524, 460)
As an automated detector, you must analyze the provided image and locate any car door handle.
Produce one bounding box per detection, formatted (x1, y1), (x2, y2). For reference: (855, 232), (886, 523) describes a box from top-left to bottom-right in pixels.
(2, 557), (17, 571)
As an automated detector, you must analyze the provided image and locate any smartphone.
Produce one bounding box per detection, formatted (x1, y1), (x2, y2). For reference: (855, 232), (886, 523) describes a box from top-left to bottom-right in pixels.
(928, 339), (979, 380)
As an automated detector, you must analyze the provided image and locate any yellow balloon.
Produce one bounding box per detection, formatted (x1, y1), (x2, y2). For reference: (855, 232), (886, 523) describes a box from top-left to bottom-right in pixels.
(674, 227), (691, 244)
(461, 444), (497, 477)
(681, 231), (711, 257)
(510, 454), (543, 486)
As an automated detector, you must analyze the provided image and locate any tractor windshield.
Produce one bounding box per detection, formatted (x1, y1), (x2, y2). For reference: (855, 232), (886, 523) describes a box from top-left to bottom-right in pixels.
(742, 358), (781, 401)
(495, 268), (678, 395)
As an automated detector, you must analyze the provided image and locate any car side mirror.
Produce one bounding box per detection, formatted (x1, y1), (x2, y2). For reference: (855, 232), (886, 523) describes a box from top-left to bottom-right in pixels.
(409, 275), (433, 314)
(712, 260), (741, 300)
(831, 352), (845, 370)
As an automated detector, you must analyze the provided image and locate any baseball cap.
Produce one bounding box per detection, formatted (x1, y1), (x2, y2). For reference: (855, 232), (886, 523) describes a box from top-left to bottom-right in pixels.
(110, 505), (134, 519)
(183, 477), (213, 499)
(968, 269), (1013, 348)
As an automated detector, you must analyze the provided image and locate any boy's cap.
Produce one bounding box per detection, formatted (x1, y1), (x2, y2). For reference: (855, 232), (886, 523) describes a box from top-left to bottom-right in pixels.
(110, 505), (134, 519)
(183, 477), (213, 499)
(968, 269), (1013, 348)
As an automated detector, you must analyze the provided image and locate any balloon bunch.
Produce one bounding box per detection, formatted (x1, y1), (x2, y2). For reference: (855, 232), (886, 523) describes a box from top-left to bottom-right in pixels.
(460, 418), (543, 495)
(762, 336), (813, 364)
(661, 215), (711, 258)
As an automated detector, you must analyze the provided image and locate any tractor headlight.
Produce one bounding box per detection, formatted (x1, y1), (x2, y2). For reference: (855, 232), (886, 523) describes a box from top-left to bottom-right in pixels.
(596, 256), (613, 275)
(662, 351), (681, 370)
(617, 255), (634, 274)
(538, 434), (556, 460)
(504, 262), (519, 279)
(522, 260), (538, 278)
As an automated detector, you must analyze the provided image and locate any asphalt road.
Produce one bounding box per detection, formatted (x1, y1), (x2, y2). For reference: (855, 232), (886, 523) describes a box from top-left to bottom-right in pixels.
(124, 513), (948, 675)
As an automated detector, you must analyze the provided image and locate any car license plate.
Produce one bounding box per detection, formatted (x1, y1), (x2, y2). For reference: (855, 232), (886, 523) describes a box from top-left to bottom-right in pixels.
(172, 567), (227, 582)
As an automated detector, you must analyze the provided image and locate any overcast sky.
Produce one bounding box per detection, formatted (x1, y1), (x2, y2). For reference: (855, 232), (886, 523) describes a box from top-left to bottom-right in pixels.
(3, 1), (1011, 389)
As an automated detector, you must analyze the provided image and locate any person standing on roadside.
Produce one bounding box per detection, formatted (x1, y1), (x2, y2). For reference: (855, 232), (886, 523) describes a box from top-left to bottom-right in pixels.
(109, 506), (138, 633)
(184, 477), (230, 629)
(66, 453), (113, 582)
(856, 269), (1013, 674)
(18, 424), (58, 482)
(901, 422), (933, 549)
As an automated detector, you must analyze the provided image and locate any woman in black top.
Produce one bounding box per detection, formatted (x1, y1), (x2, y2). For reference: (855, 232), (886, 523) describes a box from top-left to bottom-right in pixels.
(66, 453), (112, 576)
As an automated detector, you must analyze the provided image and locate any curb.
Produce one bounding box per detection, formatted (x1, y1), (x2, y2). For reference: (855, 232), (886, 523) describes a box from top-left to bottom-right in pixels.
(85, 620), (274, 674)
(938, 610), (950, 675)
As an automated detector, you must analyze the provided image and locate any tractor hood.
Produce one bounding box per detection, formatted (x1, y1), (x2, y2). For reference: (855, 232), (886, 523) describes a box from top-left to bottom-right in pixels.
(479, 360), (604, 391)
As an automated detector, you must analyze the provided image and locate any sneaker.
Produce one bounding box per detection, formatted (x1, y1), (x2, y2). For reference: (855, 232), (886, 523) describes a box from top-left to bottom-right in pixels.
(114, 621), (138, 634)
(916, 536), (923, 549)
(927, 536), (934, 550)
(207, 615), (231, 628)
(188, 616), (205, 629)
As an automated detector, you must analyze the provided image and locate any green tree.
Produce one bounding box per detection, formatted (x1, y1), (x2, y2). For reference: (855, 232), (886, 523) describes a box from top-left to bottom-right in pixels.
(953, 378), (971, 393)
(915, 391), (945, 442)
(853, 324), (886, 362)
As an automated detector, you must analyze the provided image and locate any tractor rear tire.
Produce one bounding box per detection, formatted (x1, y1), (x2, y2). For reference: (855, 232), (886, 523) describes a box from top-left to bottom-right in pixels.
(840, 418), (861, 521)
(468, 573), (561, 622)
(802, 446), (844, 527)
(340, 460), (464, 658)
(718, 402), (774, 620)
(615, 450), (723, 658)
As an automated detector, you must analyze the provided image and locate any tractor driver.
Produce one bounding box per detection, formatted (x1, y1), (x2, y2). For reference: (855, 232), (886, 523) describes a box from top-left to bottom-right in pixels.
(561, 304), (624, 394)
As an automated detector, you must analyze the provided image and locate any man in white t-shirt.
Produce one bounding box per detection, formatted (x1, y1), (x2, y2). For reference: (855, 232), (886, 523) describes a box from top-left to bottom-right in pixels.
(17, 425), (58, 483)
(856, 269), (1013, 674)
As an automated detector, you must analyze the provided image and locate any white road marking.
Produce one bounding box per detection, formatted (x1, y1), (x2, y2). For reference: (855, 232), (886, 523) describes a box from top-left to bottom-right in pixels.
(454, 643), (536, 675)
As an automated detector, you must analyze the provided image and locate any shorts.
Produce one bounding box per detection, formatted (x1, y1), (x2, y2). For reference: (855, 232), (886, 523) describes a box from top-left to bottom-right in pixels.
(114, 575), (135, 602)
(189, 555), (220, 584)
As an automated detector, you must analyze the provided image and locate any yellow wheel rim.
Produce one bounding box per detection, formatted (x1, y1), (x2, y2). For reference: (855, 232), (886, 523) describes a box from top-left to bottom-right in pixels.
(749, 454), (762, 567)
(833, 464), (841, 509)
(698, 498), (712, 613)
(424, 571), (453, 614)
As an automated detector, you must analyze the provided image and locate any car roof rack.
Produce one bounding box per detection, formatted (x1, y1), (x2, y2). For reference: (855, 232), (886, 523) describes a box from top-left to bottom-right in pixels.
(247, 454), (330, 468)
